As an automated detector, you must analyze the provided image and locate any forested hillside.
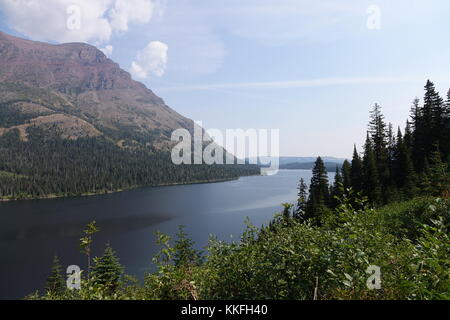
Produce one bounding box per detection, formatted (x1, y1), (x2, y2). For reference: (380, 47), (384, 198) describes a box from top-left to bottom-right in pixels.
(0, 127), (259, 199)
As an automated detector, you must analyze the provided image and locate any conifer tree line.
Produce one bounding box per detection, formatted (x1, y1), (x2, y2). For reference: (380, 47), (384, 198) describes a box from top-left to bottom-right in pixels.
(295, 80), (450, 222)
(0, 127), (260, 199)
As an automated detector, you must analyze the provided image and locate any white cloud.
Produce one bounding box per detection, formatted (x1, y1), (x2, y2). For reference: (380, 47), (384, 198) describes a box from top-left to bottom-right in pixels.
(131, 41), (168, 78)
(100, 45), (113, 57)
(109, 0), (160, 32)
(0, 0), (112, 43)
(0, 0), (163, 44)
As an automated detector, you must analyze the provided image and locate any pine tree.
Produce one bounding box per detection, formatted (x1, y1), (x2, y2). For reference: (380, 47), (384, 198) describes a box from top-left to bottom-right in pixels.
(295, 178), (308, 219)
(91, 244), (123, 292)
(350, 145), (364, 193)
(341, 160), (352, 192)
(403, 120), (413, 151)
(46, 255), (66, 296)
(422, 80), (444, 161)
(410, 97), (426, 171)
(394, 128), (417, 199)
(363, 134), (382, 205)
(427, 143), (449, 196)
(391, 128), (403, 185)
(368, 104), (390, 191)
(305, 157), (330, 221)
(387, 123), (396, 159)
(387, 123), (396, 185)
(443, 89), (450, 162)
(401, 146), (417, 199)
(330, 165), (343, 208)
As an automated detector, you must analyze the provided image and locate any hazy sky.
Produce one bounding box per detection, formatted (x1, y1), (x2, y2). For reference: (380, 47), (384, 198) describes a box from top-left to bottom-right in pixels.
(1, 0), (450, 158)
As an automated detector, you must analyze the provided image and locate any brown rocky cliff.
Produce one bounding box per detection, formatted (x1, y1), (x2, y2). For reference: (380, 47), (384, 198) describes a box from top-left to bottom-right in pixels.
(0, 31), (193, 147)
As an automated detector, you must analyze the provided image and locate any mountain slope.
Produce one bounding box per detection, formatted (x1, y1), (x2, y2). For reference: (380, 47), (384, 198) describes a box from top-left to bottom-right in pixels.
(0, 30), (192, 148)
(0, 32), (258, 200)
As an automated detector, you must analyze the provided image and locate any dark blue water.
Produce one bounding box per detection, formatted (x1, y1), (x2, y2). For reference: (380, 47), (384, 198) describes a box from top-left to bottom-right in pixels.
(0, 169), (325, 299)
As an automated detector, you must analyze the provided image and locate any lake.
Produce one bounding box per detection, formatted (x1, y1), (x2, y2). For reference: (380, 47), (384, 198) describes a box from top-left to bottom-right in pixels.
(0, 169), (330, 299)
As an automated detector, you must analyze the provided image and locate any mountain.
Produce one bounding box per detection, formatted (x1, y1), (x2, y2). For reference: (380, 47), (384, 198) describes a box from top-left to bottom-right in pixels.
(279, 162), (343, 172)
(0, 32), (258, 200)
(248, 156), (345, 168)
(0, 31), (193, 147)
(277, 156), (345, 166)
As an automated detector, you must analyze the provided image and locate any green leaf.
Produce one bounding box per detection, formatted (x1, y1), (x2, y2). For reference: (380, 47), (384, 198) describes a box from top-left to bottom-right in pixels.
(344, 273), (353, 281)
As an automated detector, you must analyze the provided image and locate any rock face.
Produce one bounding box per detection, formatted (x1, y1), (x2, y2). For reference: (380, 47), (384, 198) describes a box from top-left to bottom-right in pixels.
(0, 31), (193, 147)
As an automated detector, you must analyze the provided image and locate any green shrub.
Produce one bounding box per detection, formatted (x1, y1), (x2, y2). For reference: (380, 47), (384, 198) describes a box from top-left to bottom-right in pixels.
(29, 197), (449, 300)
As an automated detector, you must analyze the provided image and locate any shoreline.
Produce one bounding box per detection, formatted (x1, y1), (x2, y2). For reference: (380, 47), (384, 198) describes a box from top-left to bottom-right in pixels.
(0, 175), (258, 203)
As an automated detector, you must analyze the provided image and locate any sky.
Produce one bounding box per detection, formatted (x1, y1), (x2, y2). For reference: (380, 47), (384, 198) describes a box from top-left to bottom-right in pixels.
(1, 0), (450, 158)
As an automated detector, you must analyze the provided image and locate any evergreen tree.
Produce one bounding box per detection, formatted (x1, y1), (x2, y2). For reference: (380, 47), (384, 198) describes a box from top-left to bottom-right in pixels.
(430, 82), (445, 152)
(410, 97), (425, 171)
(443, 89), (450, 162)
(403, 120), (413, 151)
(391, 128), (403, 185)
(341, 160), (352, 192)
(305, 157), (330, 221)
(368, 104), (390, 191)
(295, 178), (308, 219)
(350, 145), (364, 193)
(330, 165), (343, 208)
(416, 155), (432, 195)
(394, 128), (417, 199)
(387, 123), (396, 184)
(91, 244), (124, 292)
(46, 255), (66, 296)
(401, 147), (417, 199)
(362, 134), (382, 205)
(427, 143), (449, 196)
(422, 80), (444, 161)
(387, 123), (396, 160)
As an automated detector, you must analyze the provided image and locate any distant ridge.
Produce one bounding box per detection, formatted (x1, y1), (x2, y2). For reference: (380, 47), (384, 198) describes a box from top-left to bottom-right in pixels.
(247, 156), (345, 169)
(277, 156), (345, 166)
(279, 161), (343, 172)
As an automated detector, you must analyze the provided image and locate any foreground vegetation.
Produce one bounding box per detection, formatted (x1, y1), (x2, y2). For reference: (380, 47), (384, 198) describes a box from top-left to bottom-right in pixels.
(28, 195), (449, 300)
